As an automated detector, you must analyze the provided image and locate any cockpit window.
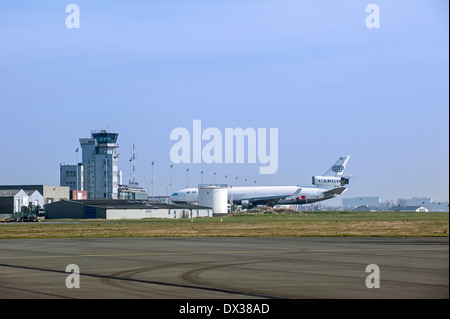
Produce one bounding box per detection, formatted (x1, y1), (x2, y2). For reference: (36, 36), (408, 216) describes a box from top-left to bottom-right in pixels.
(172, 193), (178, 196)
(186, 191), (190, 194)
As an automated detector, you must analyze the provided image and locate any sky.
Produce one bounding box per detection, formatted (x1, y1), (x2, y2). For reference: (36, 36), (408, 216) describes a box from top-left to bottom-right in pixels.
(0, 0), (448, 203)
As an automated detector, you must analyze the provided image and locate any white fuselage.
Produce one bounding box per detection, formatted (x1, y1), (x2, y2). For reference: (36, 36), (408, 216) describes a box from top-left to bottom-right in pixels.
(169, 185), (331, 206)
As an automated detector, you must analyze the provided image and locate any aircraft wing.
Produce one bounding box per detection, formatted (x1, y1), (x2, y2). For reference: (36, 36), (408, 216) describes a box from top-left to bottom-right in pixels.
(240, 195), (291, 206)
(323, 187), (347, 197)
(242, 195), (290, 202)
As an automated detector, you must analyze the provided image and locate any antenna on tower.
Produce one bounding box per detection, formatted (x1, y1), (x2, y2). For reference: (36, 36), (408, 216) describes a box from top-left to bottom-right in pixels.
(132, 144), (136, 188)
(129, 157), (132, 187)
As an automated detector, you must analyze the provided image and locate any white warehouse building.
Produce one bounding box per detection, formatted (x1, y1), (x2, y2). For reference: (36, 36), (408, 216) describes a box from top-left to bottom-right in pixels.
(0, 189), (44, 215)
(44, 199), (213, 220)
(0, 189), (29, 214)
(24, 190), (44, 208)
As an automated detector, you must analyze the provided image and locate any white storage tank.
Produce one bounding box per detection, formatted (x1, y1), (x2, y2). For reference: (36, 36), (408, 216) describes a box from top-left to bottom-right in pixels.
(198, 186), (228, 214)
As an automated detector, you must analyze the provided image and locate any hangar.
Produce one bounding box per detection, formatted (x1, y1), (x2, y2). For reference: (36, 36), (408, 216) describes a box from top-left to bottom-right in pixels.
(44, 199), (213, 220)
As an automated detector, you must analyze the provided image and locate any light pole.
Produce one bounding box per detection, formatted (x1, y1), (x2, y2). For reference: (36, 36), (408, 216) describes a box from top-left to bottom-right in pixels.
(170, 164), (173, 195)
(230, 186), (233, 213)
(186, 168), (189, 188)
(201, 171), (203, 185)
(105, 155), (108, 199)
(75, 148), (79, 199)
(129, 158), (132, 187)
(214, 172), (216, 185)
(151, 161), (154, 200)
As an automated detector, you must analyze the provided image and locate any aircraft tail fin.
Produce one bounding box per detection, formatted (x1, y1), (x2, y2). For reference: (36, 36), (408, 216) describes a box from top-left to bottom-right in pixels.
(323, 156), (350, 177)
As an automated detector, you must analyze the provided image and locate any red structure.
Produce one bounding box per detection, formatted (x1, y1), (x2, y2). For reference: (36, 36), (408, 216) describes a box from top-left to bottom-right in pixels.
(71, 190), (87, 200)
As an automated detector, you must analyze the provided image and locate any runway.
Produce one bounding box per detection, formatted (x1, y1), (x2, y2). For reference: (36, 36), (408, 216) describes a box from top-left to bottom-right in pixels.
(0, 237), (448, 299)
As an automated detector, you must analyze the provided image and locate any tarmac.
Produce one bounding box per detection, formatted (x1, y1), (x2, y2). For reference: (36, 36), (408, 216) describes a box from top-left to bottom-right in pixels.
(0, 237), (448, 299)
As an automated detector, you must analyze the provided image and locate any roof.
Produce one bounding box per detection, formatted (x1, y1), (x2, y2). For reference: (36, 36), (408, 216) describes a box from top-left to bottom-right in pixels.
(0, 189), (24, 197)
(47, 199), (213, 210)
(0, 185), (67, 193)
(24, 190), (41, 196)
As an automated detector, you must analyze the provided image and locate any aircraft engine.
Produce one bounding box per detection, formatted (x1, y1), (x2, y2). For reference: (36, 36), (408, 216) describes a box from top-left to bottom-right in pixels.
(241, 200), (253, 209)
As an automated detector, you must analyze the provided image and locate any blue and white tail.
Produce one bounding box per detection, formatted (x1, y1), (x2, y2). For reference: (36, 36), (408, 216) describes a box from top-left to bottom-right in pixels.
(323, 156), (350, 177)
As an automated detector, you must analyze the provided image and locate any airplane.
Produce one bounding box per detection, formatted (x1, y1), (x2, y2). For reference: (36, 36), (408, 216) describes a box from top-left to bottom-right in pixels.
(169, 156), (351, 209)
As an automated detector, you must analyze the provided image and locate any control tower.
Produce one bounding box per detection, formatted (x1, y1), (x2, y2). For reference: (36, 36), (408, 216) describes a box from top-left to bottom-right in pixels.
(79, 130), (122, 199)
